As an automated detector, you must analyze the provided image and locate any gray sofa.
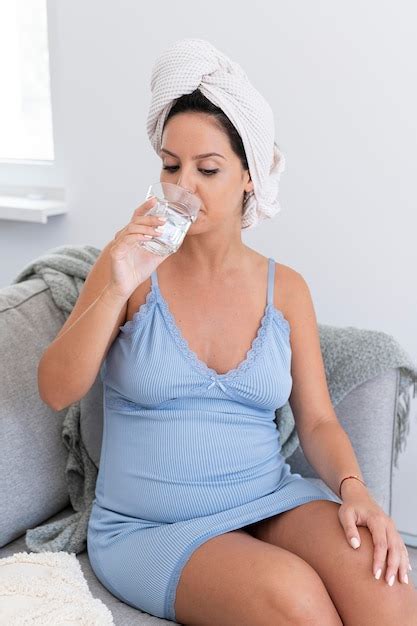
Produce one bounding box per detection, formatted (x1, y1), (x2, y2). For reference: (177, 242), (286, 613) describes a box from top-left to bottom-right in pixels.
(0, 275), (399, 625)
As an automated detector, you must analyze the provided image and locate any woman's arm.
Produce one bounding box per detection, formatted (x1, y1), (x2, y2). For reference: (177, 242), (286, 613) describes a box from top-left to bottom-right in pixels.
(298, 419), (367, 499)
(38, 241), (128, 411)
(283, 269), (366, 498)
(282, 268), (411, 585)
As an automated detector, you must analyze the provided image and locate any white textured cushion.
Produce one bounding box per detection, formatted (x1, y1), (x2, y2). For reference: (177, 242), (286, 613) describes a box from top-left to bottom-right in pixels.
(0, 551), (114, 624)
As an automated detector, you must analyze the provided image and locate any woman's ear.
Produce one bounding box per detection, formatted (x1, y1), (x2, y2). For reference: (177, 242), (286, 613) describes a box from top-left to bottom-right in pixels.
(245, 172), (254, 194)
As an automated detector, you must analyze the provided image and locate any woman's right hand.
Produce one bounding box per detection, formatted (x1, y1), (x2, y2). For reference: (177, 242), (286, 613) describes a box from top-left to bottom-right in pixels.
(108, 196), (172, 300)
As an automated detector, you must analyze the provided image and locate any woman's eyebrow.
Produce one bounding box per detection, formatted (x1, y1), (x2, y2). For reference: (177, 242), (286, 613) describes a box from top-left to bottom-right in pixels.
(160, 148), (226, 160)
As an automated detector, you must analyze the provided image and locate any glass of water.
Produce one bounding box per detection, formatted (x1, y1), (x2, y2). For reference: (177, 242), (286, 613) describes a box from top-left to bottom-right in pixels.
(138, 182), (202, 256)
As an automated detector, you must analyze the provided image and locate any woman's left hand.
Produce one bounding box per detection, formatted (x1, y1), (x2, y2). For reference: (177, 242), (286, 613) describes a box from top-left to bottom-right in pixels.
(338, 490), (412, 586)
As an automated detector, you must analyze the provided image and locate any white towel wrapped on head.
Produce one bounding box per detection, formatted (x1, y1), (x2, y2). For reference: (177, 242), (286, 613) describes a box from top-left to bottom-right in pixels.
(146, 37), (286, 230)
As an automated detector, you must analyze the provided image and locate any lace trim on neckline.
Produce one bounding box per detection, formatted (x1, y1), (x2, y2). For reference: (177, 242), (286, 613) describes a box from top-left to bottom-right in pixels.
(157, 284), (290, 381)
(119, 282), (290, 381)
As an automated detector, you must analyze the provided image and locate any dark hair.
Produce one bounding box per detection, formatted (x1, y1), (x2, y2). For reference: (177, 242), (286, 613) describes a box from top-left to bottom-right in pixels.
(163, 90), (252, 213)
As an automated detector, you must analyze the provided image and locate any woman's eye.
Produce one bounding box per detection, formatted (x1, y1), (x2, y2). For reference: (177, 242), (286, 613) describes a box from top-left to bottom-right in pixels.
(162, 166), (218, 176)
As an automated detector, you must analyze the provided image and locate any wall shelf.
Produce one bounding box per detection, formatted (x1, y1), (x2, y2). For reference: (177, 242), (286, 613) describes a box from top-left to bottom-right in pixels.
(0, 192), (67, 224)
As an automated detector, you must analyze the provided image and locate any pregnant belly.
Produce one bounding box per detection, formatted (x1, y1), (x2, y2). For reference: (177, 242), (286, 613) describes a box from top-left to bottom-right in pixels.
(100, 460), (283, 523)
(98, 411), (285, 522)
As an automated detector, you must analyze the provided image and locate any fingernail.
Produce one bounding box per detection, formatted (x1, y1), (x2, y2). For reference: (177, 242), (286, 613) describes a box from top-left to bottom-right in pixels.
(350, 537), (360, 549)
(388, 575), (395, 586)
(403, 574), (409, 584)
(375, 568), (382, 580)
(158, 217), (167, 222)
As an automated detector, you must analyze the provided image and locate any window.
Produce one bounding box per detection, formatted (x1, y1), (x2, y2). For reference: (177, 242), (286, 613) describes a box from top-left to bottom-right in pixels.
(0, 0), (53, 162)
(0, 0), (65, 222)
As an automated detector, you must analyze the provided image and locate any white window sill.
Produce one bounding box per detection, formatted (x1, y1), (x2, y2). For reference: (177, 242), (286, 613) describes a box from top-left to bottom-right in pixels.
(0, 193), (67, 224)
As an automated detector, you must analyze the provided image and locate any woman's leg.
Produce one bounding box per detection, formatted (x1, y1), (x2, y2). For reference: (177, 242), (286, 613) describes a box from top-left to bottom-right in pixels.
(247, 499), (417, 625)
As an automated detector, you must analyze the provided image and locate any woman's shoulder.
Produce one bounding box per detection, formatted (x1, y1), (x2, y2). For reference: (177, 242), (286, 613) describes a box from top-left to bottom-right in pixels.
(274, 260), (298, 283)
(245, 249), (298, 311)
(274, 262), (318, 332)
(272, 261), (303, 318)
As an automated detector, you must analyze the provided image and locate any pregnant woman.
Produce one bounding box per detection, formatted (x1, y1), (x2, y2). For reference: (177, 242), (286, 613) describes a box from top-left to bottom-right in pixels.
(40, 38), (417, 625)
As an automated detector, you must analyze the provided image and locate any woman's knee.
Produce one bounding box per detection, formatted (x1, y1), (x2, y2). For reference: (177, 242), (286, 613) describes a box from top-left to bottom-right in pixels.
(264, 558), (342, 626)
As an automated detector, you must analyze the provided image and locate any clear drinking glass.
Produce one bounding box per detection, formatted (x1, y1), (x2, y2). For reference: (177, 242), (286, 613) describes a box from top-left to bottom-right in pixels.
(138, 182), (202, 256)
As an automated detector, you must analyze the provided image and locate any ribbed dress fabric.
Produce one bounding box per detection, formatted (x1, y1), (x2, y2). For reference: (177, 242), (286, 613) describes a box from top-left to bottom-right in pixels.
(87, 257), (339, 622)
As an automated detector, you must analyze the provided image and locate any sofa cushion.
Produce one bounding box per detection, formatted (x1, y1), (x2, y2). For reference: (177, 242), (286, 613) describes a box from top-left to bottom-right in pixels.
(0, 279), (70, 547)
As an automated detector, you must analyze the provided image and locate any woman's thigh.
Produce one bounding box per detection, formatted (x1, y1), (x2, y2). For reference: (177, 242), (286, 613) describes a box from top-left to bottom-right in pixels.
(174, 527), (343, 626)
(247, 499), (417, 626)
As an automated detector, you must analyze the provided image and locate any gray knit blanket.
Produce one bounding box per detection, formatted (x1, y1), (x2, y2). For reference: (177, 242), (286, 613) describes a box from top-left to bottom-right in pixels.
(12, 245), (417, 555)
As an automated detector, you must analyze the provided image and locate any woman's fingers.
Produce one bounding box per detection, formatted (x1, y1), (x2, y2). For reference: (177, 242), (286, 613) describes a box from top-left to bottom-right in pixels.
(362, 514), (388, 581)
(131, 196), (157, 218)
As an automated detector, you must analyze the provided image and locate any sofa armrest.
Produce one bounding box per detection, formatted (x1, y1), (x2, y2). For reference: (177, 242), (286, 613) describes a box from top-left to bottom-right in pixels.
(287, 368), (398, 516)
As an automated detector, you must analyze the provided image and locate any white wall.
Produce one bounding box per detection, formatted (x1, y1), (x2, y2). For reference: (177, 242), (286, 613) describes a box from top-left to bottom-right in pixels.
(1, 0), (416, 537)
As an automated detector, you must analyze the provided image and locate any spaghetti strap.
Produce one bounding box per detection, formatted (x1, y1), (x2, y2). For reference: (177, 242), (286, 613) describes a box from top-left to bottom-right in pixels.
(151, 269), (159, 287)
(267, 257), (275, 306)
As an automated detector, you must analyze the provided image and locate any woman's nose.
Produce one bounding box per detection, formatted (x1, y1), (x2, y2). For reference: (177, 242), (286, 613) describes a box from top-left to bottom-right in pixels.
(176, 178), (194, 194)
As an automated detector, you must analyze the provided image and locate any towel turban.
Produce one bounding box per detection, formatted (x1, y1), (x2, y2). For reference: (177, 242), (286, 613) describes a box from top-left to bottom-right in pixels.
(146, 38), (286, 230)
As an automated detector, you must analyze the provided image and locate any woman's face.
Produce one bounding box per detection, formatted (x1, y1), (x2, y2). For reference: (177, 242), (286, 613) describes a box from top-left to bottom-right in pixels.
(159, 112), (253, 231)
